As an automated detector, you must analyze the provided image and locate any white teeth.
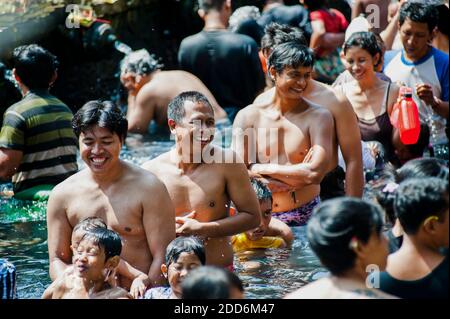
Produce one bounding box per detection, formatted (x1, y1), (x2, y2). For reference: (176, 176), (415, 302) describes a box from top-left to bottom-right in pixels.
(91, 158), (105, 163)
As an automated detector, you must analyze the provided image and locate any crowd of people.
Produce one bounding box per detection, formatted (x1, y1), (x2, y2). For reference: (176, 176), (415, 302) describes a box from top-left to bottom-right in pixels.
(0, 0), (448, 299)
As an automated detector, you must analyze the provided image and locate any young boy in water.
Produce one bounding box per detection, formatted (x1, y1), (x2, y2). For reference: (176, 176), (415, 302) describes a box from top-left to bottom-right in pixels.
(232, 178), (294, 253)
(144, 236), (206, 299)
(69, 217), (150, 298)
(42, 226), (131, 299)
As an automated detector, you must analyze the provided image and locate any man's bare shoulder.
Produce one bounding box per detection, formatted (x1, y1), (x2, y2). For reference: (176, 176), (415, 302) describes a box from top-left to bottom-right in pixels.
(253, 87), (275, 105)
(123, 161), (167, 186)
(284, 278), (334, 299)
(91, 286), (132, 299)
(50, 169), (89, 198)
(141, 151), (171, 172)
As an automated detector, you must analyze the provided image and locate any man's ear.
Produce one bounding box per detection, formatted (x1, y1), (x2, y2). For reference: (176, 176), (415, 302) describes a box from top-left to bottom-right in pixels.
(12, 68), (21, 83)
(168, 118), (177, 134)
(224, 0), (232, 11)
(49, 70), (57, 87)
(198, 9), (205, 19)
(269, 66), (277, 82)
(161, 264), (168, 279)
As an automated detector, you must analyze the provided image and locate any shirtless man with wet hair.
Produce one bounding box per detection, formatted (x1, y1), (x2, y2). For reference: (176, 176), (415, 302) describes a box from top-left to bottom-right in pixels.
(142, 91), (260, 269)
(255, 23), (364, 198)
(233, 42), (334, 227)
(47, 100), (175, 288)
(120, 49), (228, 134)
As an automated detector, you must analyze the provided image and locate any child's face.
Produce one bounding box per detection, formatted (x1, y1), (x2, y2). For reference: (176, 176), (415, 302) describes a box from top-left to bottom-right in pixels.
(166, 252), (203, 297)
(72, 237), (108, 281)
(71, 228), (85, 251)
(245, 199), (272, 241)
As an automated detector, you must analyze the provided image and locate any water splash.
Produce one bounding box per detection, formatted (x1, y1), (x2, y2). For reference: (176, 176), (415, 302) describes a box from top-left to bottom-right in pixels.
(114, 40), (132, 55)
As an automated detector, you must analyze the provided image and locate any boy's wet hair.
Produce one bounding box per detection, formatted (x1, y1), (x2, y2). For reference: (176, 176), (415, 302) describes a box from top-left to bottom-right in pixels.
(198, 0), (225, 13)
(268, 41), (315, 74)
(181, 266), (234, 299)
(395, 177), (449, 235)
(397, 157), (449, 183)
(343, 31), (383, 60)
(250, 178), (272, 203)
(399, 2), (438, 33)
(307, 198), (384, 276)
(120, 49), (163, 76)
(167, 91), (213, 124)
(261, 23), (307, 54)
(81, 227), (122, 261)
(12, 44), (59, 90)
(72, 100), (128, 142)
(165, 236), (206, 266)
(73, 217), (107, 234)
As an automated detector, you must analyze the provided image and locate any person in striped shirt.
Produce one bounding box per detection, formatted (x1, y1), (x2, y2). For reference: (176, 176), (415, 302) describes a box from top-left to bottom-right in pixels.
(0, 44), (78, 200)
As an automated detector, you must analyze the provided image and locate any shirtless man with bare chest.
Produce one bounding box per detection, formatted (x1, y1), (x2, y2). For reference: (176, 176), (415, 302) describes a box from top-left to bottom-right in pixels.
(120, 50), (228, 134)
(233, 42), (334, 226)
(255, 23), (363, 198)
(142, 91), (261, 269)
(46, 101), (175, 289)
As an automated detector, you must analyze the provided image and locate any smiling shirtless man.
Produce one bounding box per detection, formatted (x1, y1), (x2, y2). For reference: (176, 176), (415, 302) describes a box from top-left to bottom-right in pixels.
(233, 42), (334, 226)
(46, 100), (175, 289)
(142, 91), (260, 269)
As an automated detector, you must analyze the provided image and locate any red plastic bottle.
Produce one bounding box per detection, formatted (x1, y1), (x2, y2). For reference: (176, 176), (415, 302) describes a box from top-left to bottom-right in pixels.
(398, 87), (421, 145)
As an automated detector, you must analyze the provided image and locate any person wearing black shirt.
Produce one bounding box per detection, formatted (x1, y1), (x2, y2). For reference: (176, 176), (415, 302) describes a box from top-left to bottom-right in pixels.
(178, 0), (265, 121)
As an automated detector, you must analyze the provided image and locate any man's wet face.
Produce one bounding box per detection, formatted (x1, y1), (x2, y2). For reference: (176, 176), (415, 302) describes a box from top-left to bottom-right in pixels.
(176, 101), (215, 153)
(273, 65), (312, 99)
(79, 126), (122, 174)
(399, 18), (432, 61)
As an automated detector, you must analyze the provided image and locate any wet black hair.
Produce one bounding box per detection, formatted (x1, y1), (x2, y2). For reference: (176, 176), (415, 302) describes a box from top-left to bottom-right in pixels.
(436, 5), (449, 36)
(261, 23), (307, 54)
(250, 177), (272, 203)
(165, 236), (206, 266)
(12, 44), (59, 90)
(167, 91), (213, 124)
(72, 100), (128, 142)
(399, 2), (438, 33)
(73, 217), (107, 234)
(268, 41), (315, 74)
(397, 157), (449, 183)
(343, 31), (383, 60)
(394, 177), (449, 235)
(365, 168), (398, 226)
(81, 227), (122, 261)
(302, 0), (327, 11)
(307, 197), (384, 276)
(198, 0), (226, 13)
(181, 266), (232, 299)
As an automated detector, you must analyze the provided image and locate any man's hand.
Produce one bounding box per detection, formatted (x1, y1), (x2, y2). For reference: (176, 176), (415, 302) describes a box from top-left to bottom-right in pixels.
(416, 83), (436, 107)
(130, 275), (148, 299)
(175, 211), (202, 236)
(265, 178), (295, 193)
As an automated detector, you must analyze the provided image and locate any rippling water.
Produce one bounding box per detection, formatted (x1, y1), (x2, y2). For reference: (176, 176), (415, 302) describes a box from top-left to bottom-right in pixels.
(0, 129), (325, 299)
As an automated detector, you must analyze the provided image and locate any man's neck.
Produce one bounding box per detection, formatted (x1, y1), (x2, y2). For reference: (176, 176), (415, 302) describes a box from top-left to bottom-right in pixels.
(273, 92), (309, 114)
(398, 233), (443, 261)
(203, 11), (228, 31)
(404, 45), (432, 63)
(263, 1), (283, 13)
(171, 148), (202, 173)
(90, 161), (125, 187)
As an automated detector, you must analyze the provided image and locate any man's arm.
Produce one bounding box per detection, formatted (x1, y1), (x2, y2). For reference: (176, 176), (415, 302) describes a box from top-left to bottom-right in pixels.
(332, 94), (364, 197)
(231, 108), (255, 166)
(251, 110), (335, 187)
(142, 176), (176, 287)
(127, 86), (157, 134)
(46, 186), (73, 281)
(0, 148), (22, 180)
(351, 0), (363, 20)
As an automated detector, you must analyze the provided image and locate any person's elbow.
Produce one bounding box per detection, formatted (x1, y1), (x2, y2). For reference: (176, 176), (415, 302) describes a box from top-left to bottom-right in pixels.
(128, 121), (148, 134)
